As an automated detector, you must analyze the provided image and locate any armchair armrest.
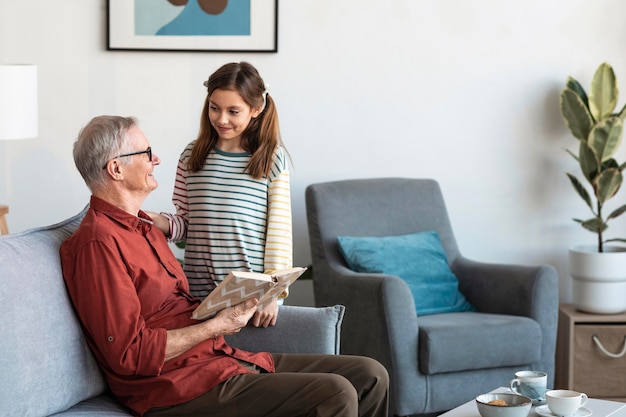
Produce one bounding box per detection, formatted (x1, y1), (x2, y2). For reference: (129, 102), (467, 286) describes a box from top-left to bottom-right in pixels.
(225, 305), (344, 354)
(314, 264), (425, 411)
(320, 266), (418, 353)
(451, 256), (559, 384)
(315, 263), (417, 341)
(451, 256), (558, 319)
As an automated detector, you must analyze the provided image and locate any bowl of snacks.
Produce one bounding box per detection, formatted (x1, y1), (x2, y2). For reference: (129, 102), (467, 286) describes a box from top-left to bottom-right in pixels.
(475, 393), (532, 417)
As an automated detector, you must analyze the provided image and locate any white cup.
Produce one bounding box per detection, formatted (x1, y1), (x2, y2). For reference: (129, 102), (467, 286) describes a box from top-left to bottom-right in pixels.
(510, 370), (547, 403)
(546, 389), (588, 417)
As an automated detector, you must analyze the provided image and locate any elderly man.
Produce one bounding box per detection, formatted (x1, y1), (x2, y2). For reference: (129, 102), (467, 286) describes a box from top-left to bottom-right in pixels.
(60, 115), (388, 417)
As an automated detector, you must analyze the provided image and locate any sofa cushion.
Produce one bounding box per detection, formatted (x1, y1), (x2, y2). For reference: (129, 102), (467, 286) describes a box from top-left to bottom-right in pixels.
(417, 312), (542, 374)
(48, 394), (131, 416)
(337, 231), (474, 315)
(0, 207), (113, 416)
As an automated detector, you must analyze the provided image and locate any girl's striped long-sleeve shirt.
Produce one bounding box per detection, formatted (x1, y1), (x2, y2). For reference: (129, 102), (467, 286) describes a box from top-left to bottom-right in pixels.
(162, 142), (293, 298)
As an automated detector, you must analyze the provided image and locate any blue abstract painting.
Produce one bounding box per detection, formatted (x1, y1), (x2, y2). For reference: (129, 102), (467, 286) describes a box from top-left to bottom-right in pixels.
(135, 0), (251, 36)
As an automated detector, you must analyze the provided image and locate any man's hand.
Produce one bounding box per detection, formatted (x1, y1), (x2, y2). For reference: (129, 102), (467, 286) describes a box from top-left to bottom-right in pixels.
(165, 298), (258, 361)
(215, 298), (259, 335)
(250, 298), (278, 328)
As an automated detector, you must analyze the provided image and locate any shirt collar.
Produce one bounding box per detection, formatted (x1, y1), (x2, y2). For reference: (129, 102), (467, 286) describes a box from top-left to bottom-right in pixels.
(89, 196), (153, 235)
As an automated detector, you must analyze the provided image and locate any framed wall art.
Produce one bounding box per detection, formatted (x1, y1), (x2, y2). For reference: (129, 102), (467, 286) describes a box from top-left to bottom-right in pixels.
(107, 0), (278, 52)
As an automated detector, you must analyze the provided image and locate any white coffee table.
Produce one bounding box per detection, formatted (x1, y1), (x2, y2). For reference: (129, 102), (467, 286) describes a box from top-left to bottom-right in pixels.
(439, 388), (626, 417)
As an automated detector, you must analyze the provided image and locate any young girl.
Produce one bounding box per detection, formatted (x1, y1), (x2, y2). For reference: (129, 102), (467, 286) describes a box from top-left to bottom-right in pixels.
(150, 62), (292, 328)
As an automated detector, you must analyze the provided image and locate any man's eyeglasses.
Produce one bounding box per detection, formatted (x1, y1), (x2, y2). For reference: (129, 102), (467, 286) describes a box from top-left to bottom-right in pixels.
(102, 147), (152, 169)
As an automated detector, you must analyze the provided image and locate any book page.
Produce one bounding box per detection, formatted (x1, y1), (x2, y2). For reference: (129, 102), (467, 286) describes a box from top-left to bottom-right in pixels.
(257, 267), (306, 310)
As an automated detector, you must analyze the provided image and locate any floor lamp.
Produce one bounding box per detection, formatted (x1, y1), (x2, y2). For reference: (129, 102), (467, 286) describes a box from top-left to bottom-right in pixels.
(0, 64), (38, 235)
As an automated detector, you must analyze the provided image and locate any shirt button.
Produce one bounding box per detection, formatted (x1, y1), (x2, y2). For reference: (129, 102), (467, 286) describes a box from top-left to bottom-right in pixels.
(107, 336), (114, 342)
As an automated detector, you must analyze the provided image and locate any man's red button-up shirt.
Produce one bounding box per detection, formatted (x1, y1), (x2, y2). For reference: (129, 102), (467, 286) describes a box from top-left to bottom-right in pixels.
(60, 196), (274, 416)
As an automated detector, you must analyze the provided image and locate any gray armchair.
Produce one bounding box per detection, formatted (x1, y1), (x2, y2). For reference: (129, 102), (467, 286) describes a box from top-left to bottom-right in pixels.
(305, 178), (559, 417)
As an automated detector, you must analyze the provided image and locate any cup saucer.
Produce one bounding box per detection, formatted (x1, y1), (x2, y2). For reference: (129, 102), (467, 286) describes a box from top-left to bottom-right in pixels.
(535, 405), (592, 417)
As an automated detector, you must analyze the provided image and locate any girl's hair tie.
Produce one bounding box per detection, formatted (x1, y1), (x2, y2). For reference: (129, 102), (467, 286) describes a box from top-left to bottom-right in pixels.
(260, 84), (270, 112)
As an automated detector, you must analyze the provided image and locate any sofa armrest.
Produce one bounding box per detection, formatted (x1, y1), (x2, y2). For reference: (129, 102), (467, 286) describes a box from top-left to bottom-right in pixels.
(225, 305), (345, 354)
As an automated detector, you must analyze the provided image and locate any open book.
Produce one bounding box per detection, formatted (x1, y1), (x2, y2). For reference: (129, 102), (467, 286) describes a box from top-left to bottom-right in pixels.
(191, 267), (307, 320)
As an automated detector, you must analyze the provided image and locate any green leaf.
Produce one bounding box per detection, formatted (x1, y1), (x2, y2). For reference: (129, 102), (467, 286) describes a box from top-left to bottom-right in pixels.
(566, 77), (589, 108)
(605, 238), (626, 244)
(616, 102), (626, 121)
(567, 173), (593, 210)
(588, 116), (623, 162)
(589, 62), (618, 120)
(565, 148), (579, 162)
(560, 88), (595, 140)
(595, 167), (623, 203)
(607, 204), (626, 220)
(174, 241), (186, 267)
(578, 140), (599, 182)
(602, 158), (620, 169)
(580, 217), (608, 233)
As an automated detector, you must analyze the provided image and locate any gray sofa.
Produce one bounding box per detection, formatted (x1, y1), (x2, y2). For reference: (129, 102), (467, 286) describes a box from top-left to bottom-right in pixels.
(0, 208), (345, 416)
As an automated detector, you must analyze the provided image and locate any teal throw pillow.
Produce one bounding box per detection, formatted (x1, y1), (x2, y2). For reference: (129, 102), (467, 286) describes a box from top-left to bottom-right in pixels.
(337, 231), (475, 316)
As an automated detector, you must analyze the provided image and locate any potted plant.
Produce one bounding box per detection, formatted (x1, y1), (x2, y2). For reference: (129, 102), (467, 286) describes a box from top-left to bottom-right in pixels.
(559, 62), (626, 313)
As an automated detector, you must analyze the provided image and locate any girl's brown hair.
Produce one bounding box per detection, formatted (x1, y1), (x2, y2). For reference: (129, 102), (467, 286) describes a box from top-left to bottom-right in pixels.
(188, 62), (283, 179)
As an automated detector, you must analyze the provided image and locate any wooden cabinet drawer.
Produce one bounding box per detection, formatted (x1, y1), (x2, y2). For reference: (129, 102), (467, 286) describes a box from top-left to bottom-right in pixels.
(573, 324), (626, 397)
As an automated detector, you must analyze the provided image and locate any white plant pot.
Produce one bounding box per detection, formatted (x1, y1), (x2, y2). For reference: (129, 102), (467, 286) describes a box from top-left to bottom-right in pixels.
(569, 246), (626, 314)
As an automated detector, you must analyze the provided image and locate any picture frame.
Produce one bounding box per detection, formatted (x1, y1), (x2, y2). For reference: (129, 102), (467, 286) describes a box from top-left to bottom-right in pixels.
(107, 0), (278, 53)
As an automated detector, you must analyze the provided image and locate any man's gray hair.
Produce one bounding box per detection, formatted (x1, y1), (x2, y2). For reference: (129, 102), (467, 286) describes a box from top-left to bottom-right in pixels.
(73, 115), (137, 191)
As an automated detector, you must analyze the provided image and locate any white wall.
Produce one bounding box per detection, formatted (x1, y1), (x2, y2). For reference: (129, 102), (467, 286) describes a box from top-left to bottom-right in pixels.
(2, 0), (626, 303)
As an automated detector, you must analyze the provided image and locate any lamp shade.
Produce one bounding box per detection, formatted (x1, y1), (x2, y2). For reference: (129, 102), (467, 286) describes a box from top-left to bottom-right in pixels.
(0, 64), (38, 140)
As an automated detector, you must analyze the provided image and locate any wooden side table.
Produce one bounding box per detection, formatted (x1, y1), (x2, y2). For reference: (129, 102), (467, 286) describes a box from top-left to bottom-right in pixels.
(556, 303), (626, 401)
(0, 205), (8, 235)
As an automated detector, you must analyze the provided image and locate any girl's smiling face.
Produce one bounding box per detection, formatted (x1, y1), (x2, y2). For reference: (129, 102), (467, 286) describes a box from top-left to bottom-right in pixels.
(208, 88), (261, 152)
